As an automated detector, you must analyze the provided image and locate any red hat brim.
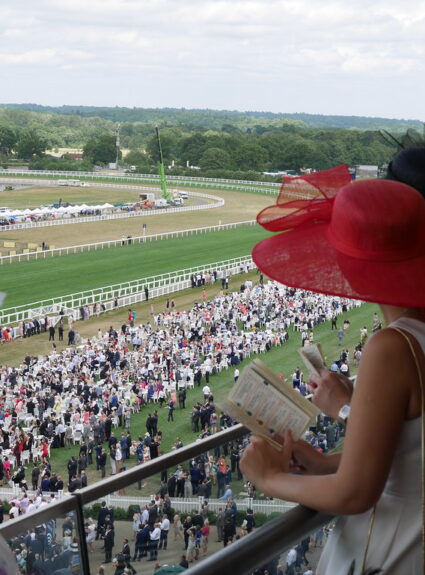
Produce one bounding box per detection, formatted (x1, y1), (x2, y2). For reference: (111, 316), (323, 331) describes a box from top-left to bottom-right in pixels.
(252, 222), (425, 308)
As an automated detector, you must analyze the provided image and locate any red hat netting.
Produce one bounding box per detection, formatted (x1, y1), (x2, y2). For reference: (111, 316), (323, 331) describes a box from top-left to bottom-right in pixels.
(253, 174), (425, 307)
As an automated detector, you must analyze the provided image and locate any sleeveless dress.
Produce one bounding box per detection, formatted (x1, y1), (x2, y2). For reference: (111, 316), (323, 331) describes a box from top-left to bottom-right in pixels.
(317, 317), (423, 575)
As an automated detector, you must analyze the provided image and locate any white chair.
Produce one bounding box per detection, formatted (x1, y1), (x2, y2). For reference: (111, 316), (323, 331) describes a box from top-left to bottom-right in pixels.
(73, 430), (82, 444)
(31, 449), (40, 463)
(25, 415), (35, 426)
(21, 451), (31, 465)
(18, 412), (27, 424)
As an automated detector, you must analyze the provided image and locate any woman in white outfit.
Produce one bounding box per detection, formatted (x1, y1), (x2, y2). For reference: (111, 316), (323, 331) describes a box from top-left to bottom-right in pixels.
(241, 169), (425, 575)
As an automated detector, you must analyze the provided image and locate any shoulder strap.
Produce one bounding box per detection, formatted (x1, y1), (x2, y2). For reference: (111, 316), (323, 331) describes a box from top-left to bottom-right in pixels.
(361, 326), (425, 574)
(390, 326), (424, 570)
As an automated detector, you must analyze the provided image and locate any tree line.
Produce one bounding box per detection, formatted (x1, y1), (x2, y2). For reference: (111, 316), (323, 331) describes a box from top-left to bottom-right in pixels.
(0, 106), (418, 176)
(2, 103), (422, 131)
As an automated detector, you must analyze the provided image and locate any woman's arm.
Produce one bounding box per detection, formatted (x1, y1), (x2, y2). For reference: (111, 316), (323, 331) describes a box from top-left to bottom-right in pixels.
(240, 328), (416, 515)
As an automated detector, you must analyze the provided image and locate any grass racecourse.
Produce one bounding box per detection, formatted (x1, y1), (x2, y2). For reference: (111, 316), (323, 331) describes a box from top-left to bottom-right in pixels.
(0, 180), (379, 495)
(0, 226), (269, 308)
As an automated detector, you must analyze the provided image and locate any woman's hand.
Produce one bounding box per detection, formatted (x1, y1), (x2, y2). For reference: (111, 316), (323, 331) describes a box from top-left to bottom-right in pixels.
(309, 368), (353, 419)
(289, 439), (337, 475)
(239, 431), (294, 493)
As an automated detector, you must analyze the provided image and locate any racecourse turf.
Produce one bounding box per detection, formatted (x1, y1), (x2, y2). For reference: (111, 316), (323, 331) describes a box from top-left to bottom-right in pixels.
(0, 226), (269, 308)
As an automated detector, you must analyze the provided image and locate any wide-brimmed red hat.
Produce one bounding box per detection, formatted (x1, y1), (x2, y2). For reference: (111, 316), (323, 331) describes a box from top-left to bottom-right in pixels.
(253, 168), (425, 307)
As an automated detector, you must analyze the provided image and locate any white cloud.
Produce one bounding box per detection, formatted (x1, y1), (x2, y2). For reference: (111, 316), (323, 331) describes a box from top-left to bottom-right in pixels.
(0, 0), (423, 118)
(0, 48), (58, 65)
(3, 28), (26, 38)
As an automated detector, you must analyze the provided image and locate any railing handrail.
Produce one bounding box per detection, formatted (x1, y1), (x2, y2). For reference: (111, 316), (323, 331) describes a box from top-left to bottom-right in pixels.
(0, 422), (333, 575)
(184, 506), (332, 575)
(0, 424), (248, 537)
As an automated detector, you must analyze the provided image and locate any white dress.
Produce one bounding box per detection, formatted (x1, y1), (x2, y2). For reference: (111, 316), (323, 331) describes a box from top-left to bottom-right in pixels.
(317, 317), (423, 575)
(86, 523), (96, 543)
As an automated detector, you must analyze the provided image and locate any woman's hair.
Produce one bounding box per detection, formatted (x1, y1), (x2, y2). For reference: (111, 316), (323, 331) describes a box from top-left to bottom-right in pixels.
(386, 146), (425, 197)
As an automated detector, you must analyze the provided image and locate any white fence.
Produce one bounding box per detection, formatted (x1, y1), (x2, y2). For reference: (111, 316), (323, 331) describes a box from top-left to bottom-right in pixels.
(0, 186), (223, 232)
(0, 169), (280, 187)
(0, 170), (280, 195)
(0, 486), (294, 524)
(0, 486), (69, 501)
(0, 220), (256, 265)
(1, 178), (158, 192)
(0, 255), (255, 327)
(98, 494), (296, 516)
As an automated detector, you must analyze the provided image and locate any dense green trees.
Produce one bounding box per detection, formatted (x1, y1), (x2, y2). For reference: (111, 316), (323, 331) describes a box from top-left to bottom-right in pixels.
(15, 128), (48, 159)
(30, 156), (93, 171)
(83, 134), (119, 165)
(234, 143), (269, 171)
(200, 148), (232, 171)
(121, 150), (150, 169)
(3, 104), (422, 132)
(0, 105), (407, 174)
(0, 125), (17, 155)
(180, 133), (208, 165)
(0, 108), (114, 150)
(145, 128), (181, 164)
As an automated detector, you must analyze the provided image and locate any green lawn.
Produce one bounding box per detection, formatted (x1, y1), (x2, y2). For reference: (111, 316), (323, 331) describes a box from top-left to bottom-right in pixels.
(0, 185), (144, 209)
(0, 226), (269, 308)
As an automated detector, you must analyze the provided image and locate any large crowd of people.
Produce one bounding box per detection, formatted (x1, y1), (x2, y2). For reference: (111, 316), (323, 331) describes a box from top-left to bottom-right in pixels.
(0, 280), (359, 510)
(0, 278), (362, 575)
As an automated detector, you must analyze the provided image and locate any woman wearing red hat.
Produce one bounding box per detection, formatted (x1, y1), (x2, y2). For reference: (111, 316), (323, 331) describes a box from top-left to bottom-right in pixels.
(240, 167), (425, 575)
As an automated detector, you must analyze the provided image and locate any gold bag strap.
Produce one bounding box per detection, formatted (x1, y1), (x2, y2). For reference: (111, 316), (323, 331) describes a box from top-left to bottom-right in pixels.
(361, 326), (425, 573)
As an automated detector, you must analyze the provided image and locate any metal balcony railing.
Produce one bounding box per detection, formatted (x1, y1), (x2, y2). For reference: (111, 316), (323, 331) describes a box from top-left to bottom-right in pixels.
(0, 425), (332, 574)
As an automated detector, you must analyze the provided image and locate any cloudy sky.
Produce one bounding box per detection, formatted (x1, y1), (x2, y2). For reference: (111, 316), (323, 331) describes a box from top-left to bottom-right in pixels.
(1, 0), (424, 120)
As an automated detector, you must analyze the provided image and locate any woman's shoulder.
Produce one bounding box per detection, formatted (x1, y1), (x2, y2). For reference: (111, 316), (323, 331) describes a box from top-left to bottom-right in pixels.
(389, 317), (425, 348)
(364, 325), (417, 357)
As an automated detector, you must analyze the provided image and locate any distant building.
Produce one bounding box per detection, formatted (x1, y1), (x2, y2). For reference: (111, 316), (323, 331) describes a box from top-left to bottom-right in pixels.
(262, 170), (298, 177)
(355, 165), (378, 179)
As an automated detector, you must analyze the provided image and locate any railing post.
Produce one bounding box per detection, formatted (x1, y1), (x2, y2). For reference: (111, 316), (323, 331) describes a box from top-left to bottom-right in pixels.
(72, 491), (92, 575)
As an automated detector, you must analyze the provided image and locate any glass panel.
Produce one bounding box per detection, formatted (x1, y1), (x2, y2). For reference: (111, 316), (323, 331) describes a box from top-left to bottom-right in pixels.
(3, 509), (85, 575)
(85, 435), (297, 575)
(255, 521), (333, 575)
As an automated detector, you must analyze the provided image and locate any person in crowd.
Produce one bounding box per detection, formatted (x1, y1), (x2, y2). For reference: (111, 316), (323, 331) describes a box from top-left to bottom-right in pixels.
(173, 513), (183, 541)
(104, 523), (115, 563)
(149, 521), (161, 561)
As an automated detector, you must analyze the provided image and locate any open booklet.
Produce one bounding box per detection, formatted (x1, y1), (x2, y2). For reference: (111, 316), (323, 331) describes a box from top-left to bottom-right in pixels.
(298, 342), (326, 377)
(218, 348), (323, 450)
